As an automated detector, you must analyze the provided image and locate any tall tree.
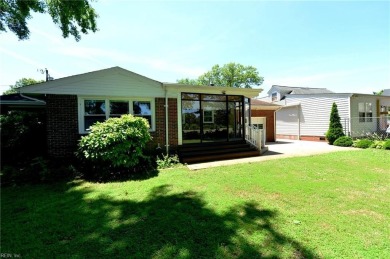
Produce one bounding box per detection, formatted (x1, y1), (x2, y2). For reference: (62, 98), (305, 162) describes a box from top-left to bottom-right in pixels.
(177, 62), (264, 88)
(0, 0), (98, 41)
(3, 78), (44, 95)
(325, 102), (345, 145)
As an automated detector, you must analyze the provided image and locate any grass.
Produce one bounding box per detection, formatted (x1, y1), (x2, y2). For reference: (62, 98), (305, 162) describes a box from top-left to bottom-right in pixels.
(1, 149), (389, 258)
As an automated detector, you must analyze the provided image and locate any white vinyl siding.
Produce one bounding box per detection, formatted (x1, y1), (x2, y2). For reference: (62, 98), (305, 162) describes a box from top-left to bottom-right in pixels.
(276, 106), (299, 136)
(290, 96), (350, 137)
(276, 94), (351, 137)
(20, 67), (165, 98)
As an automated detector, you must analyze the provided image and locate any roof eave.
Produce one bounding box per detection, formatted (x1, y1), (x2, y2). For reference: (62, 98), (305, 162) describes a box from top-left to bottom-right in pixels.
(164, 83), (262, 98)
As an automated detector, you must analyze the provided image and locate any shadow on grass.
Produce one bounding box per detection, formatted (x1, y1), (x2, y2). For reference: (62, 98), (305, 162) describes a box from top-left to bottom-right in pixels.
(2, 182), (317, 258)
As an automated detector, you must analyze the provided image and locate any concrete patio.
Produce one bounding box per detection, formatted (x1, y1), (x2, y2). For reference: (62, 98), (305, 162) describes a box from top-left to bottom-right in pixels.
(187, 139), (356, 170)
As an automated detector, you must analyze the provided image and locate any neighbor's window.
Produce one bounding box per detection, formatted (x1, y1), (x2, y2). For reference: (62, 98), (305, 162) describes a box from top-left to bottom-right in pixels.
(271, 92), (277, 102)
(80, 98), (155, 132)
(203, 110), (214, 123)
(358, 102), (373, 123)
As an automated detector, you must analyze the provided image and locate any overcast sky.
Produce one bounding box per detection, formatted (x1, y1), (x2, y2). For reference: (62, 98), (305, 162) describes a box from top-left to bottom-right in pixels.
(1, 0), (389, 96)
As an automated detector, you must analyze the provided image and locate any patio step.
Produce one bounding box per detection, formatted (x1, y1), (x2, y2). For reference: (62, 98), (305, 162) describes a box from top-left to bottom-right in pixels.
(178, 141), (260, 164)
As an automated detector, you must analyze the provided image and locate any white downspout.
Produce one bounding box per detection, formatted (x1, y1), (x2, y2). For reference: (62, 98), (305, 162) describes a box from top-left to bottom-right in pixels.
(164, 86), (169, 154)
(297, 104), (301, 140)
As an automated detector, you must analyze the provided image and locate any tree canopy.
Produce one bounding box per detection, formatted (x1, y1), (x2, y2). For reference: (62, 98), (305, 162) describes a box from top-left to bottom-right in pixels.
(0, 0), (98, 41)
(3, 78), (44, 95)
(177, 63), (264, 88)
(373, 89), (384, 95)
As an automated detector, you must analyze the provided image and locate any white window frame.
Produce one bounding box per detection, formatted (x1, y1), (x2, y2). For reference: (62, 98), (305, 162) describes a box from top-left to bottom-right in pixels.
(78, 96), (155, 134)
(203, 110), (214, 123)
(271, 92), (278, 102)
(358, 102), (373, 123)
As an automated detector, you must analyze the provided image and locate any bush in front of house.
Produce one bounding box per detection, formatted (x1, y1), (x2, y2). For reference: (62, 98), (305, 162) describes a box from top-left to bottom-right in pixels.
(370, 140), (385, 149)
(325, 102), (345, 145)
(0, 110), (46, 164)
(333, 136), (353, 147)
(353, 139), (374, 149)
(77, 115), (152, 180)
(382, 139), (390, 150)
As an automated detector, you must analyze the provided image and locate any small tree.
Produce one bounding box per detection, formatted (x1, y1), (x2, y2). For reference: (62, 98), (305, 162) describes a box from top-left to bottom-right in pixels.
(326, 102), (345, 145)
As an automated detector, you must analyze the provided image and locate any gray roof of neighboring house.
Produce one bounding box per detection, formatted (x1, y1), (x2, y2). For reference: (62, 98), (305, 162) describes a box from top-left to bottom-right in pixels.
(251, 99), (280, 106)
(0, 93), (46, 106)
(268, 85), (334, 95)
(251, 98), (281, 110)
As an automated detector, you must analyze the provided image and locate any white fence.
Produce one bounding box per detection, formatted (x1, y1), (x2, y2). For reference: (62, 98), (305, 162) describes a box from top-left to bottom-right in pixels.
(245, 124), (264, 150)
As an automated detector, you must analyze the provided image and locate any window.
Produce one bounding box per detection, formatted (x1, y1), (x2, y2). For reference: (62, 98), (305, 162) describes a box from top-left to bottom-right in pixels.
(79, 98), (155, 133)
(271, 92), (277, 102)
(358, 102), (373, 123)
(84, 100), (106, 130)
(252, 123), (263, 129)
(110, 101), (129, 117)
(203, 110), (214, 123)
(133, 101), (152, 126)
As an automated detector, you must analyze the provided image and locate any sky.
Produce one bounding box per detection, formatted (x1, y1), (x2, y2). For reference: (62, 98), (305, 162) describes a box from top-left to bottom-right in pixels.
(0, 0), (389, 97)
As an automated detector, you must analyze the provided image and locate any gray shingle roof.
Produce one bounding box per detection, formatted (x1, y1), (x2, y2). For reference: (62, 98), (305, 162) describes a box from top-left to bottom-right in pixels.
(272, 85), (334, 95)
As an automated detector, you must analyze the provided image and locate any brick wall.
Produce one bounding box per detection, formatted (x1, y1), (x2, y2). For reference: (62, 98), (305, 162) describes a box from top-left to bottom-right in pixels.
(46, 94), (79, 157)
(276, 134), (299, 140)
(151, 98), (178, 151)
(251, 110), (276, 142)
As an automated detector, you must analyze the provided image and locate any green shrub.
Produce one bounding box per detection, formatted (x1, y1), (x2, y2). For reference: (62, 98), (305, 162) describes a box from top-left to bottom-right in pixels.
(0, 110), (46, 164)
(365, 132), (388, 141)
(326, 128), (345, 145)
(157, 154), (180, 169)
(333, 136), (353, 147)
(325, 102), (345, 145)
(383, 139), (390, 150)
(1, 157), (75, 186)
(370, 140), (385, 149)
(78, 115), (152, 168)
(353, 139), (374, 149)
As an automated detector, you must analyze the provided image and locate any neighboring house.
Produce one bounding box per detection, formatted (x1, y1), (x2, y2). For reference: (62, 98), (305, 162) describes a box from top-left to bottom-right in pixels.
(0, 93), (46, 114)
(19, 66), (268, 161)
(251, 99), (281, 142)
(383, 89), (390, 96)
(261, 85), (390, 141)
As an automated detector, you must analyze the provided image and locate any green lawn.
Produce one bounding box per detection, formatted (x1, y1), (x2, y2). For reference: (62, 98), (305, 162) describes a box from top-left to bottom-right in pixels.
(1, 149), (389, 258)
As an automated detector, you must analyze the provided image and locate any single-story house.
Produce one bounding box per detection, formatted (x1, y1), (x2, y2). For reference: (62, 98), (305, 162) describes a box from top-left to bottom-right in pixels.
(260, 85), (390, 140)
(18, 66), (273, 162)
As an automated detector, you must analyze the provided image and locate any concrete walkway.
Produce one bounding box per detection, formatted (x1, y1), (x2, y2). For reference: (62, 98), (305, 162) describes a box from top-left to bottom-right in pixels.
(187, 139), (356, 170)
